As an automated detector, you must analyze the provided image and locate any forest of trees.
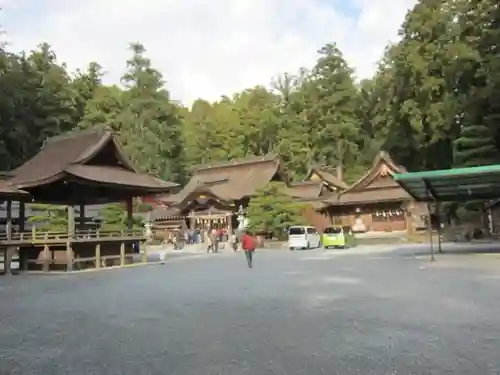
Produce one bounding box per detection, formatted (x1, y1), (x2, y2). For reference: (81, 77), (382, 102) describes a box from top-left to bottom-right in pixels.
(1, 0), (499, 187)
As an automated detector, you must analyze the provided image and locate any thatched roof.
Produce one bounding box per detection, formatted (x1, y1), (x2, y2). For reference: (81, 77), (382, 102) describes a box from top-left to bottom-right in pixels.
(3, 129), (178, 201)
(162, 154), (288, 205)
(285, 181), (335, 200)
(304, 166), (348, 190)
(324, 151), (411, 206)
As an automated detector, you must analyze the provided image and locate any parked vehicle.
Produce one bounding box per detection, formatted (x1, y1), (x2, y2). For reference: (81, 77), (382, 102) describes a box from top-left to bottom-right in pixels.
(288, 226), (321, 250)
(322, 226), (356, 249)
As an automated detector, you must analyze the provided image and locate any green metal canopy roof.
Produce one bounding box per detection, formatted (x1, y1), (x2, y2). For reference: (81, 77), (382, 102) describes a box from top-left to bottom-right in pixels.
(393, 164), (500, 202)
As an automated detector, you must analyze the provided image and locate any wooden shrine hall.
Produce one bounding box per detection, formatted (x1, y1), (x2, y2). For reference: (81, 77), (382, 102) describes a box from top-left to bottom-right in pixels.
(149, 155), (289, 233)
(0, 129), (178, 275)
(319, 152), (427, 233)
(146, 151), (427, 237)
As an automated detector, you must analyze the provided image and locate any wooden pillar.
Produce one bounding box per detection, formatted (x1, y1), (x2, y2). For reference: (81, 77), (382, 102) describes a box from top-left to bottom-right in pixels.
(66, 241), (73, 271)
(18, 201), (26, 271)
(95, 244), (101, 269)
(120, 242), (125, 266)
(4, 246), (16, 276)
(79, 204), (85, 232)
(67, 205), (75, 238)
(436, 202), (442, 253)
(141, 243), (147, 263)
(405, 205), (415, 236)
(4, 200), (13, 275)
(42, 244), (50, 272)
(427, 203), (435, 262)
(126, 197), (133, 231)
(19, 201), (25, 232)
(6, 199), (12, 241)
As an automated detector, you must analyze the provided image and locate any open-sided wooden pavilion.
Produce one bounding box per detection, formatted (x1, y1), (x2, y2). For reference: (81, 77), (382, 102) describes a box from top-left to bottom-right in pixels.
(0, 129), (177, 274)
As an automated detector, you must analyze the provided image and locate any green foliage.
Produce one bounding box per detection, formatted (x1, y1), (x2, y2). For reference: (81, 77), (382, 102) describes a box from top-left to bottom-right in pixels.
(99, 203), (144, 230)
(2, 0), (500, 222)
(78, 43), (186, 183)
(27, 204), (68, 231)
(454, 124), (498, 167)
(0, 43), (78, 171)
(247, 183), (306, 239)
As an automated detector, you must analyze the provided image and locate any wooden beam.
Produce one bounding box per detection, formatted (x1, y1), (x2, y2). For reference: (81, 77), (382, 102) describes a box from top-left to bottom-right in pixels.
(67, 205), (75, 238)
(19, 201), (25, 232)
(6, 199), (12, 241)
(4, 246), (16, 276)
(95, 243), (101, 269)
(126, 197), (133, 230)
(66, 241), (73, 271)
(120, 242), (125, 266)
(4, 200), (13, 275)
(79, 204), (85, 231)
(141, 243), (147, 263)
(42, 245), (50, 272)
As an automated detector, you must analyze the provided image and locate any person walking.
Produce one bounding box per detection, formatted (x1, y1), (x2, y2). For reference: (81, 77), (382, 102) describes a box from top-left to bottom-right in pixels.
(230, 231), (238, 251)
(240, 229), (256, 268)
(206, 229), (213, 253)
(211, 227), (219, 253)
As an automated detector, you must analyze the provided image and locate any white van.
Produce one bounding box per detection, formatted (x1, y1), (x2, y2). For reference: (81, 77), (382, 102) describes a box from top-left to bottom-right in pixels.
(288, 226), (321, 250)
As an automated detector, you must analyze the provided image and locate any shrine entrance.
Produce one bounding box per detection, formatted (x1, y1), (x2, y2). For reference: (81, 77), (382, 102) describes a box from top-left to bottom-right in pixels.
(188, 209), (233, 231)
(181, 194), (237, 242)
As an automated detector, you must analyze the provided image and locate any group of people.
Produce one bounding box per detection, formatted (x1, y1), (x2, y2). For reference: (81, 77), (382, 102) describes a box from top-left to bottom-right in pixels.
(161, 225), (257, 268)
(206, 228), (256, 268)
(204, 227), (231, 252)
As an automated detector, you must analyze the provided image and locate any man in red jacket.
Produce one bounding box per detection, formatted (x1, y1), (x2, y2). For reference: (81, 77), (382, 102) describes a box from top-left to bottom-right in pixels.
(240, 229), (256, 268)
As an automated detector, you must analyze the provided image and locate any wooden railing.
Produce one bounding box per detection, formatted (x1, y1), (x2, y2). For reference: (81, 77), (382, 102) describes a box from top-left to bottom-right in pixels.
(1, 229), (151, 274)
(0, 229), (145, 243)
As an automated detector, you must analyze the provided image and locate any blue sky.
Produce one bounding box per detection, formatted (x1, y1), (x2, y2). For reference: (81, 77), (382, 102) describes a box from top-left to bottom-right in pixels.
(0, 0), (415, 104)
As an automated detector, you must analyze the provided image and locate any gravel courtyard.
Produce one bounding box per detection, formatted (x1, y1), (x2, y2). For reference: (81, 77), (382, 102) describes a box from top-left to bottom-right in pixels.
(1, 245), (500, 375)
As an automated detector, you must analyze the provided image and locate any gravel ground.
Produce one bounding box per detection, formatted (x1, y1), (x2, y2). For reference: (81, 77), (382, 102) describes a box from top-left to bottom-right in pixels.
(1, 245), (500, 374)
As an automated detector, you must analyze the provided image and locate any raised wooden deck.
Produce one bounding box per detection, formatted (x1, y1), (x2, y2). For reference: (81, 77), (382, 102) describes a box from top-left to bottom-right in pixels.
(0, 229), (149, 274)
(0, 229), (145, 246)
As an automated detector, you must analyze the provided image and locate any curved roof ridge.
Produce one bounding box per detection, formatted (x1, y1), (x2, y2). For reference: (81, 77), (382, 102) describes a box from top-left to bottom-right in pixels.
(43, 127), (110, 146)
(192, 154), (279, 172)
(340, 151), (405, 194)
(305, 165), (348, 189)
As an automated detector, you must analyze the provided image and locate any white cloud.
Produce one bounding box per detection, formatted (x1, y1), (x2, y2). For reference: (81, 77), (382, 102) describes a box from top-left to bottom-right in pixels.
(1, 0), (417, 105)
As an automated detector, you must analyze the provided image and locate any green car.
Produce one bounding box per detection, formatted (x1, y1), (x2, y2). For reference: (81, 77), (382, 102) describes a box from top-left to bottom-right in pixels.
(322, 226), (356, 249)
